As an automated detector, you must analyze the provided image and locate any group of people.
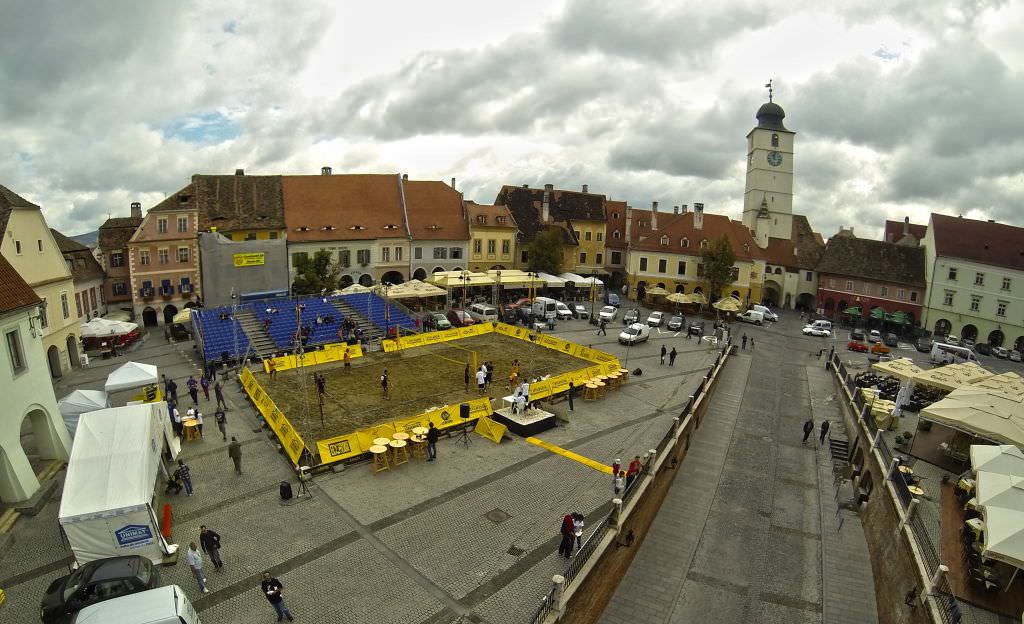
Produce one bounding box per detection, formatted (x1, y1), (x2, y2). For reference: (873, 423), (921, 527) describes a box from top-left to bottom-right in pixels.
(611, 456), (645, 495)
(558, 512), (586, 558)
(183, 533), (294, 620)
(659, 345), (679, 366)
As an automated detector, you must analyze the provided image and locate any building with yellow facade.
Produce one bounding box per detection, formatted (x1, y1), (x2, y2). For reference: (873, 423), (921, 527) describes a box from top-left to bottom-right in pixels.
(466, 201), (517, 271)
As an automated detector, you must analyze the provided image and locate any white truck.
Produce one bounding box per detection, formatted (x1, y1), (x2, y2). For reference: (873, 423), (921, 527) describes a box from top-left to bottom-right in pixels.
(532, 297), (559, 320)
(72, 585), (200, 624)
(737, 310), (764, 325)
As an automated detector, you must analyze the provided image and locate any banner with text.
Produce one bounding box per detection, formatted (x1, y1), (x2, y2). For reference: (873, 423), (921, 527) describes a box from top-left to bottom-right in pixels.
(239, 367), (305, 464)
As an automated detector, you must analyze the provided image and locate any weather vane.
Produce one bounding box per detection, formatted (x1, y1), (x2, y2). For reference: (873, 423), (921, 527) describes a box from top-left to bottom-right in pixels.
(764, 79), (773, 102)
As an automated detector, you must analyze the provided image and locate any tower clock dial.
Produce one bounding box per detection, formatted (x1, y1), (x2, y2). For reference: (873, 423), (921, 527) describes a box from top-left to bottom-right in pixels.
(767, 151), (783, 167)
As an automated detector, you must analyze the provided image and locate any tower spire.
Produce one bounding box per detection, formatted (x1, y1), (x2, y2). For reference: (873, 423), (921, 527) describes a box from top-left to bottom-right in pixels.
(764, 79), (773, 102)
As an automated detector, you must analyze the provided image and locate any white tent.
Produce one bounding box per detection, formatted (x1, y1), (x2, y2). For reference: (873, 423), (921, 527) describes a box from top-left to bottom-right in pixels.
(535, 272), (566, 287)
(971, 445), (1024, 477)
(57, 389), (110, 437)
(920, 388), (1024, 447)
(982, 504), (1024, 570)
(976, 471), (1024, 508)
(104, 361), (159, 393)
(558, 272), (586, 283)
(58, 404), (179, 564)
(80, 317), (138, 338)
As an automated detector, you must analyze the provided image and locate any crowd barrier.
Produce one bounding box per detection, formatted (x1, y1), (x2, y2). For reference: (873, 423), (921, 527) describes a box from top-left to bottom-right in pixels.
(239, 367), (306, 465)
(263, 342), (365, 373)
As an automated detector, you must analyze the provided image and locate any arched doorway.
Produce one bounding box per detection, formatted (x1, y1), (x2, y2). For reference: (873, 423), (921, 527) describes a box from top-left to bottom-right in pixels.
(784, 293), (792, 308)
(47, 345), (62, 378)
(162, 304), (178, 325)
(657, 282), (666, 289)
(0, 407), (65, 503)
(796, 293), (816, 311)
(987, 329), (1005, 347)
(339, 275), (354, 289)
(934, 319), (951, 337)
(358, 273), (374, 287)
(837, 300), (848, 312)
(432, 267), (445, 274)
(731, 290), (740, 299)
(412, 268), (427, 281)
(763, 279), (782, 306)
(693, 286), (703, 294)
(65, 334), (79, 368)
(636, 281), (647, 290)
(1015, 336), (1024, 352)
(142, 307), (158, 327)
(675, 284), (685, 293)
(381, 270), (405, 285)
(961, 324), (978, 342)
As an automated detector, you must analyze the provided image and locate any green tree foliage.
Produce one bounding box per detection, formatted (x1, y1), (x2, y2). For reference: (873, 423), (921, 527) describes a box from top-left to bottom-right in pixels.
(291, 250), (340, 295)
(701, 235), (737, 302)
(527, 227), (564, 274)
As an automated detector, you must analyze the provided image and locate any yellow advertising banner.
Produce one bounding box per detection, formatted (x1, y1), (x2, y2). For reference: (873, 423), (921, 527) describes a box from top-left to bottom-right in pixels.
(265, 343), (364, 372)
(474, 416), (506, 444)
(233, 252), (266, 267)
(384, 323), (493, 353)
(239, 368), (305, 464)
(131, 384), (162, 403)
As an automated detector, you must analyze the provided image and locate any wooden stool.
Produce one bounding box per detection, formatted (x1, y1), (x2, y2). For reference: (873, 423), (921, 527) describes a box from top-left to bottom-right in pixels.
(389, 439), (409, 466)
(584, 383), (599, 401)
(373, 437), (392, 447)
(409, 435), (427, 461)
(618, 368), (629, 382)
(183, 419), (200, 442)
(606, 373), (621, 389)
(370, 445), (390, 473)
(392, 432), (410, 443)
(595, 380), (607, 399)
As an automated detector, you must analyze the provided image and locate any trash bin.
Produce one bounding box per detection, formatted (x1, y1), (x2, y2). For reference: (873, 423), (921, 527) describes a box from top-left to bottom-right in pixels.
(279, 481), (293, 501)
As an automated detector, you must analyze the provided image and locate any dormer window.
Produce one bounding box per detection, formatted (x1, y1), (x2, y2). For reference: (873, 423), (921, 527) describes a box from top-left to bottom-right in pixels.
(496, 216), (506, 225)
(771, 133), (779, 147)
(681, 237), (689, 248)
(613, 230), (621, 239)
(321, 225), (336, 231)
(638, 220), (646, 229)
(384, 224), (400, 231)
(349, 225), (367, 231)
(660, 235), (669, 246)
(426, 225), (441, 231)
(700, 239), (709, 248)
(743, 243), (750, 252)
(295, 226), (311, 232)
(611, 212), (619, 220)
(476, 215), (487, 224)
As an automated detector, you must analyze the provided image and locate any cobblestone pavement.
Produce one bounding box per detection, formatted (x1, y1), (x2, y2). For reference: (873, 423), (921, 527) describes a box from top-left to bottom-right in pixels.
(0, 311), (721, 624)
(600, 312), (880, 624)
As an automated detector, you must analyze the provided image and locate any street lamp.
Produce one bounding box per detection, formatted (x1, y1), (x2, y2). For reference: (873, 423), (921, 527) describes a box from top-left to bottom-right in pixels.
(461, 270), (469, 309)
(383, 282), (391, 337)
(494, 270), (502, 306)
(589, 278), (597, 320)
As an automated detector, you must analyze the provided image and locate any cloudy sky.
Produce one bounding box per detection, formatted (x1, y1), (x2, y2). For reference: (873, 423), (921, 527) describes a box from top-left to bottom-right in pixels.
(2, 0), (1022, 240)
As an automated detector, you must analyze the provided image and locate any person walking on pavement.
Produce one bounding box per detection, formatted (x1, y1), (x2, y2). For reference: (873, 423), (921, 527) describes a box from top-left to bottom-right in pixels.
(381, 369), (390, 400)
(669, 347), (678, 366)
(199, 525), (223, 570)
(742, 334), (747, 350)
(597, 319), (607, 336)
(187, 376), (199, 406)
(261, 572), (294, 622)
(200, 375), (210, 401)
(214, 379), (227, 410)
(612, 458), (621, 479)
(660, 344), (667, 365)
(195, 410), (204, 438)
(572, 512), (585, 550)
(215, 409), (227, 441)
(819, 419), (831, 444)
(228, 437), (243, 474)
(614, 471), (625, 496)
(177, 459), (194, 495)
(167, 377), (178, 403)
(567, 382), (575, 411)
(558, 513), (575, 558)
(626, 455), (642, 489)
(185, 542), (209, 594)
(802, 418), (815, 445)
(426, 422), (439, 461)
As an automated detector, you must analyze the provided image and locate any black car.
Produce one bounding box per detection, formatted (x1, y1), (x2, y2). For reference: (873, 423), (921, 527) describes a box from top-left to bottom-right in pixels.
(975, 342), (992, 356)
(850, 329), (865, 342)
(883, 333), (900, 347)
(915, 337), (933, 353)
(688, 320), (705, 336)
(41, 556), (159, 623)
(622, 309), (640, 325)
(667, 315), (685, 332)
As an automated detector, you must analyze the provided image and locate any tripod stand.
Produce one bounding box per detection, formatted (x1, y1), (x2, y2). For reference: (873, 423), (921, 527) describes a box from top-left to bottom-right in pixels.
(455, 419), (473, 448)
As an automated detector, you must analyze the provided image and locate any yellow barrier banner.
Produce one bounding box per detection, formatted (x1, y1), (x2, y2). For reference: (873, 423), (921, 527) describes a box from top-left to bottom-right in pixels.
(265, 343), (364, 372)
(317, 432), (364, 463)
(239, 368), (305, 464)
(131, 384), (162, 403)
(474, 416), (506, 444)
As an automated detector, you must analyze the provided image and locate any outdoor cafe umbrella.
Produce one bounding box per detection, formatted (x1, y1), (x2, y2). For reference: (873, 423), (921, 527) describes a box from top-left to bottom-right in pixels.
(712, 296), (743, 312)
(920, 388), (1024, 447)
(870, 306), (886, 320)
(644, 286), (669, 297)
(976, 471), (1024, 508)
(666, 293), (689, 304)
(971, 445), (1024, 477)
(981, 504), (1024, 572)
(688, 292), (708, 305)
(843, 306), (862, 316)
(887, 310), (911, 325)
(970, 372), (1024, 402)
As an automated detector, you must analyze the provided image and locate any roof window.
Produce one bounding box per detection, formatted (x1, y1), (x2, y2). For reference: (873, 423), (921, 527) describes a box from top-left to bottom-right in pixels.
(349, 225), (367, 231)
(384, 224), (400, 230)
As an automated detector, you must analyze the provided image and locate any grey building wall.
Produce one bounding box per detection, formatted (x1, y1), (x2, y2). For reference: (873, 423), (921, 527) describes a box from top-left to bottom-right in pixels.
(198, 233), (289, 307)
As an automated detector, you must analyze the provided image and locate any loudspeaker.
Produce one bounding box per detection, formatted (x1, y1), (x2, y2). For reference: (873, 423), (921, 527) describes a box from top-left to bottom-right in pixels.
(460, 403), (470, 420)
(279, 481), (293, 501)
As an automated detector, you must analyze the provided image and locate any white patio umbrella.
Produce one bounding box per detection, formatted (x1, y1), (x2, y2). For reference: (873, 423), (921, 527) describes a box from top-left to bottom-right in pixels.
(976, 471), (1024, 509)
(971, 445), (1024, 477)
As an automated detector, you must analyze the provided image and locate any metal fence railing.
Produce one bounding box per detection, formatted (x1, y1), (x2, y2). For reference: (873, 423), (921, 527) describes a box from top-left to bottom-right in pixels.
(526, 594), (553, 624)
(564, 513), (613, 585)
(933, 576), (963, 624)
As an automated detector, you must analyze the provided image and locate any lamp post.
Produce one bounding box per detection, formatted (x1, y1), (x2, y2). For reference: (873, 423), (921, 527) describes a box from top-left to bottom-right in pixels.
(461, 270), (469, 309)
(383, 282), (391, 338)
(590, 278), (597, 319)
(494, 270), (502, 306)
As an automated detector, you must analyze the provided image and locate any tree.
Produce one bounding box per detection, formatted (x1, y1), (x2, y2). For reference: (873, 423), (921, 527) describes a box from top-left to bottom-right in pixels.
(701, 235), (737, 303)
(291, 250), (340, 295)
(527, 227), (564, 274)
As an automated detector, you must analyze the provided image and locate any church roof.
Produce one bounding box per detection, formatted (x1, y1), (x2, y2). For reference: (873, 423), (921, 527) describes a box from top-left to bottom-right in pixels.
(755, 101), (789, 132)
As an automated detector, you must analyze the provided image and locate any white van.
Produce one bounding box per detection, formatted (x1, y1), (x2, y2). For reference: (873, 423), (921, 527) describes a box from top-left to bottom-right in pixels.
(554, 301), (573, 320)
(750, 304), (777, 322)
(737, 310), (764, 325)
(532, 297), (558, 320)
(467, 303), (498, 323)
(72, 585), (200, 624)
(931, 342), (978, 365)
(808, 319), (832, 332)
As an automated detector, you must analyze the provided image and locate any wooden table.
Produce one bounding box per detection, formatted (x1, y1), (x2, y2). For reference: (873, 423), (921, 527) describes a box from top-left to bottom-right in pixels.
(389, 439), (409, 466)
(373, 437), (392, 447)
(392, 432), (410, 442)
(584, 383), (599, 401)
(907, 485), (925, 497)
(897, 464), (913, 475)
(618, 368), (629, 382)
(370, 445), (390, 473)
(182, 419), (200, 442)
(411, 426), (428, 437)
(409, 434), (427, 460)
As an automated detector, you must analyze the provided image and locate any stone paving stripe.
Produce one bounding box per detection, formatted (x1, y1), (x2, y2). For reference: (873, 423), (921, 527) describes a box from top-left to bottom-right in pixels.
(177, 482), (282, 523)
(760, 590), (824, 613)
(524, 437), (613, 474)
(0, 556), (73, 588)
(772, 525), (823, 541)
(196, 529), (361, 612)
(178, 435), (262, 461)
(684, 571), (749, 596)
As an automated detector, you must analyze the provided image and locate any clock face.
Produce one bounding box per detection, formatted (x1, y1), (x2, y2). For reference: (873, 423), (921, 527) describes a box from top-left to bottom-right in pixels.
(767, 151), (783, 167)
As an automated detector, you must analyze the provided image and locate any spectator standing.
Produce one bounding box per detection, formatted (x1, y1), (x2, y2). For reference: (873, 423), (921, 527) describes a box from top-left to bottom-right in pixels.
(612, 458), (621, 478)
(660, 345), (667, 365)
(476, 367), (487, 393)
(381, 369), (390, 400)
(185, 542), (208, 594)
(557, 514), (575, 558)
(177, 459), (193, 496)
(573, 513), (585, 550)
(199, 526), (223, 570)
(200, 376), (210, 401)
(228, 437), (243, 474)
(215, 409), (227, 441)
(195, 410), (204, 437)
(426, 422), (439, 461)
(669, 347), (678, 366)
(613, 471), (625, 496)
(742, 334), (747, 349)
(260, 572), (294, 622)
(567, 382), (575, 411)
(214, 379), (227, 410)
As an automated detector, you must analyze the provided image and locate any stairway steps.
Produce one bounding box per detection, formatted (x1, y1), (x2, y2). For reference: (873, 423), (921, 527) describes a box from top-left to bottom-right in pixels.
(234, 310), (277, 358)
(330, 299), (383, 342)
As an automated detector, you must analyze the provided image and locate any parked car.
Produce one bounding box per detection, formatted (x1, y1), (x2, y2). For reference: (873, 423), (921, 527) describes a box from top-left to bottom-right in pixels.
(622, 309), (640, 325)
(688, 320), (705, 336)
(500, 305), (519, 324)
(647, 311), (665, 327)
(870, 341), (890, 354)
(618, 323), (651, 345)
(446, 309), (475, 327)
(429, 312), (451, 330)
(850, 329), (865, 342)
(737, 310), (764, 325)
(598, 305), (618, 323)
(554, 301), (574, 320)
(883, 333), (900, 347)
(869, 329), (881, 342)
(1010, 350), (1022, 362)
(993, 346), (1009, 359)
(605, 293), (621, 307)
(570, 303), (589, 319)
(667, 315), (685, 332)
(915, 337), (932, 353)
(963, 338), (976, 349)
(847, 341), (869, 352)
(803, 325), (831, 337)
(467, 303), (498, 323)
(41, 556), (160, 624)
(974, 342), (992, 356)
(945, 335), (960, 346)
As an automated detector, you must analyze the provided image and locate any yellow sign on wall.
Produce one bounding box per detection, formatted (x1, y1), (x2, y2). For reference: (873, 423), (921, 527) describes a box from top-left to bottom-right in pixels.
(233, 252), (266, 267)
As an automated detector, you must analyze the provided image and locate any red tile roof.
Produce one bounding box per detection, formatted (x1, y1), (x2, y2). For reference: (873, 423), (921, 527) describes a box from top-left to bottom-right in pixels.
(466, 201), (516, 228)
(402, 181), (469, 241)
(883, 219), (927, 244)
(98, 216), (142, 250)
(0, 253), (40, 316)
(631, 211), (765, 262)
(282, 174), (405, 242)
(929, 213), (1024, 272)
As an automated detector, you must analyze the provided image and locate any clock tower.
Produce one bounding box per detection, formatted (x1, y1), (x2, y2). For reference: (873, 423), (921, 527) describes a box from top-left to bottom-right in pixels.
(742, 99), (794, 249)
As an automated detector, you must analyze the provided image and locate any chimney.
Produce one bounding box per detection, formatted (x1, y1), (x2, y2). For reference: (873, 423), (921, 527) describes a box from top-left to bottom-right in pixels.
(451, 177), (456, 189)
(321, 166), (332, 175)
(402, 173), (408, 181)
(130, 202), (142, 219)
(651, 201), (658, 230)
(625, 205), (633, 247)
(582, 184), (588, 193)
(903, 216), (910, 236)
(542, 183), (553, 222)
(673, 206), (679, 215)
(694, 202), (704, 229)
(234, 168), (244, 176)
(680, 204), (688, 214)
